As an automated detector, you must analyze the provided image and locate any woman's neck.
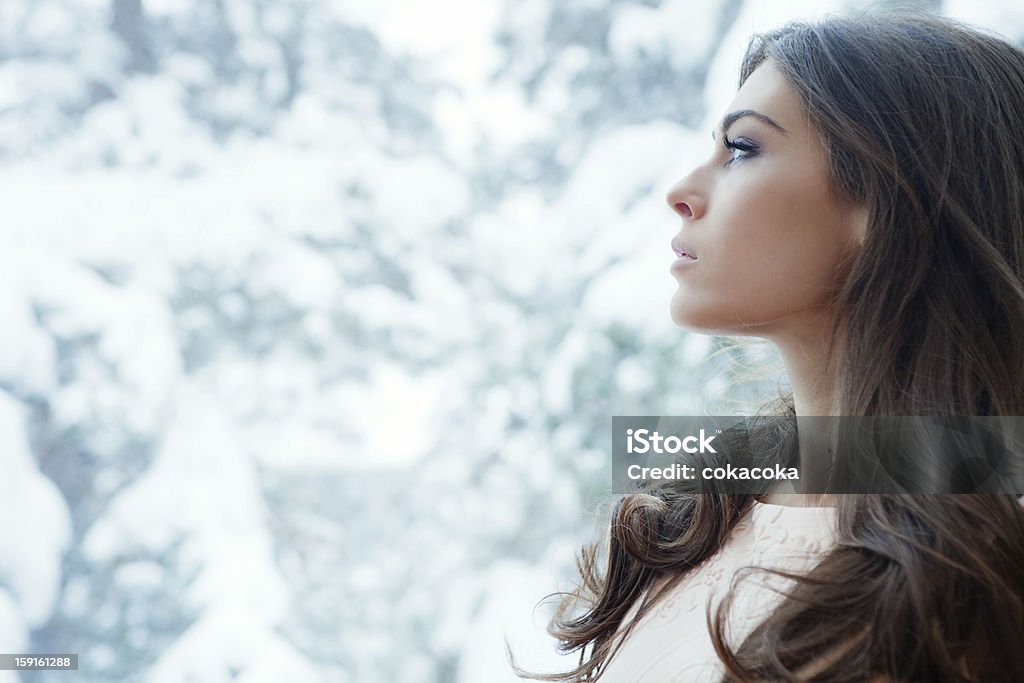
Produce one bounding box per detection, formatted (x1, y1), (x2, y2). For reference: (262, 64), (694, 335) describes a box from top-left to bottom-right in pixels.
(763, 320), (841, 508)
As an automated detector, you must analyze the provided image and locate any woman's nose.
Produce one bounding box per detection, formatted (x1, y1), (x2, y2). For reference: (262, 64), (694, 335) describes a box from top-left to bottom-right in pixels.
(672, 201), (693, 217)
(665, 177), (704, 219)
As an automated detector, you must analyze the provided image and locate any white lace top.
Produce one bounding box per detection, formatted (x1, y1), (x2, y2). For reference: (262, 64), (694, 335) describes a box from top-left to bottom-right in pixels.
(595, 500), (839, 682)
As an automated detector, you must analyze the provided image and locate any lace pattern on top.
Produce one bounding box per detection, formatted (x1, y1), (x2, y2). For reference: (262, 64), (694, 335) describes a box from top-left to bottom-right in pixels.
(597, 501), (838, 683)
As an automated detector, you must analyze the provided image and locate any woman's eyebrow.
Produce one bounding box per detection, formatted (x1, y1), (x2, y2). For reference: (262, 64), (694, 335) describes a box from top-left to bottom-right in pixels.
(711, 109), (789, 140)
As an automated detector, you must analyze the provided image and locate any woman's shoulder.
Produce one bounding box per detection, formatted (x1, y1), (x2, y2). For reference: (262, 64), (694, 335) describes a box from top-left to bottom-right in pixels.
(597, 502), (839, 681)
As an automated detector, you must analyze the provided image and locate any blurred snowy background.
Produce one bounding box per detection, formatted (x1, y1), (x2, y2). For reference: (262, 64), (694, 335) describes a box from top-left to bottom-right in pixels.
(1, 0), (1021, 681)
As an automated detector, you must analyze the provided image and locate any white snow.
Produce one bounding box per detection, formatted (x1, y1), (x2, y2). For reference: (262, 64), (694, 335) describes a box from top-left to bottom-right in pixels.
(0, 392), (72, 628)
(456, 560), (585, 683)
(608, 0), (724, 69)
(0, 588), (27, 683)
(83, 385), (316, 678)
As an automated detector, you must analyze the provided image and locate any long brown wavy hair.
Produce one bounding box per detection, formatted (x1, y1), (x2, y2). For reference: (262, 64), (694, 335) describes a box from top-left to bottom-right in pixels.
(511, 10), (1024, 683)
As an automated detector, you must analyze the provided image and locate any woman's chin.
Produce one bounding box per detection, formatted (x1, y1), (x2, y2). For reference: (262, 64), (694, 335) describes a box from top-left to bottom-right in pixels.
(669, 303), (717, 332)
(669, 302), (760, 337)
(670, 288), (714, 325)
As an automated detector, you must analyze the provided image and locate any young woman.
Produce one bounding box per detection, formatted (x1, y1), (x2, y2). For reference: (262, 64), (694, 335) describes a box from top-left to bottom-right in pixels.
(513, 11), (1024, 683)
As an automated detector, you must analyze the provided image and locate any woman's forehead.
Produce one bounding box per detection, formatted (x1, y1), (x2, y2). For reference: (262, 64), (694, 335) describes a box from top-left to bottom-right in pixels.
(724, 62), (801, 134)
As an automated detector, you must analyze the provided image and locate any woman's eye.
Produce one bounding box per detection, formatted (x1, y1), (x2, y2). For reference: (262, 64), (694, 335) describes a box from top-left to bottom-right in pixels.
(722, 135), (758, 166)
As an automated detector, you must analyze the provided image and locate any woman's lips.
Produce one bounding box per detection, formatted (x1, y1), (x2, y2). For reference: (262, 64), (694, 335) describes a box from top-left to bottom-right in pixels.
(671, 238), (698, 260)
(671, 245), (696, 274)
(671, 254), (698, 273)
(670, 238), (697, 274)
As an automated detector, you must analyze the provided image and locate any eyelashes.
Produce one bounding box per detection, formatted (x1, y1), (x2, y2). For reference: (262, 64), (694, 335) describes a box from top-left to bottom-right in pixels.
(722, 134), (759, 166)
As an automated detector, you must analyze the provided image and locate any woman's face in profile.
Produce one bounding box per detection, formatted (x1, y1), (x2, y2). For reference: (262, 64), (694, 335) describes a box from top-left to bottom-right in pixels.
(665, 61), (867, 341)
